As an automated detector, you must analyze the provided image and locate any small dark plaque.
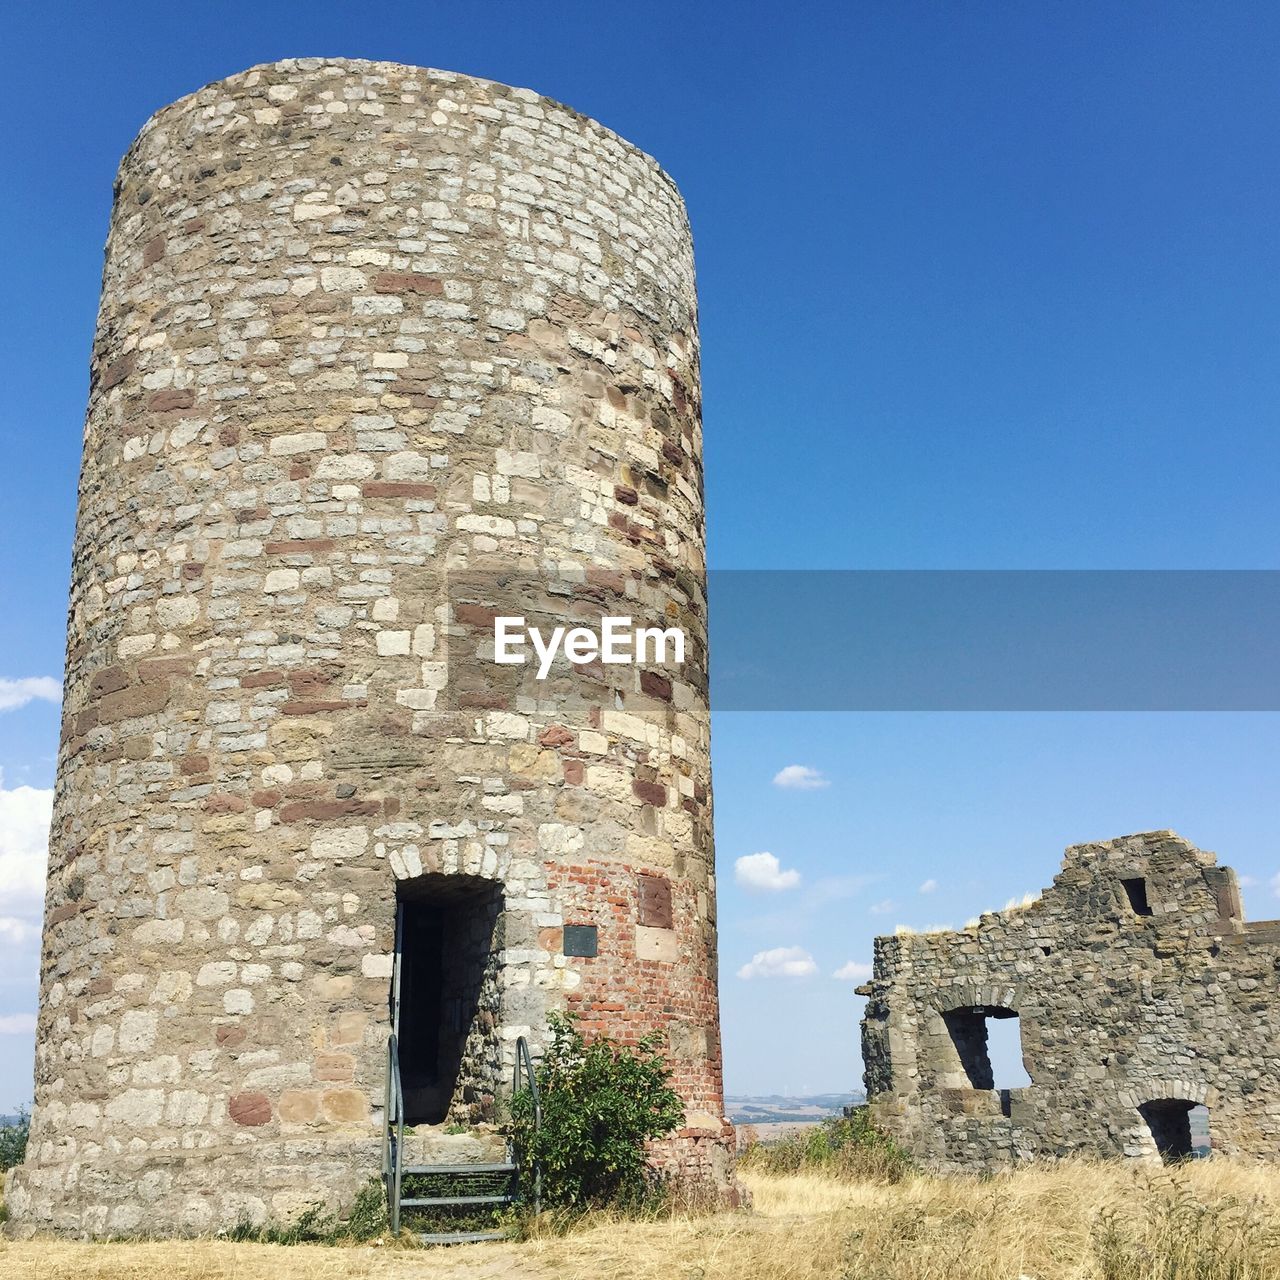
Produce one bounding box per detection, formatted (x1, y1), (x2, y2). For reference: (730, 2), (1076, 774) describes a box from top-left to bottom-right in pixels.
(563, 924), (598, 957)
(638, 873), (674, 930)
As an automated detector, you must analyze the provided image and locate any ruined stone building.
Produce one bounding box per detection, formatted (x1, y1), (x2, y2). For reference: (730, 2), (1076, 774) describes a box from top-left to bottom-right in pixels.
(7, 58), (735, 1235)
(861, 831), (1280, 1171)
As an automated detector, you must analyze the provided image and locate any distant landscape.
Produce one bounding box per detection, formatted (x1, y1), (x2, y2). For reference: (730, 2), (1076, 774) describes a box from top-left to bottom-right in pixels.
(726, 1093), (864, 1126)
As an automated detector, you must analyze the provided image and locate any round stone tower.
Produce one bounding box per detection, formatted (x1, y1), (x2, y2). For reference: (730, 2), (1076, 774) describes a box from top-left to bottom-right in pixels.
(8, 58), (733, 1235)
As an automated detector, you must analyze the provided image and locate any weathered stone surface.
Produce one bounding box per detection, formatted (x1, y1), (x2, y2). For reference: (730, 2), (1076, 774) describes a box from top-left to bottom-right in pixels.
(862, 831), (1280, 1171)
(11, 56), (735, 1237)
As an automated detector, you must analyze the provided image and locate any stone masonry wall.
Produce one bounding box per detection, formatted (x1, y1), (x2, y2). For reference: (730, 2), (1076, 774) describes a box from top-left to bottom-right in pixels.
(8, 57), (734, 1236)
(861, 831), (1280, 1172)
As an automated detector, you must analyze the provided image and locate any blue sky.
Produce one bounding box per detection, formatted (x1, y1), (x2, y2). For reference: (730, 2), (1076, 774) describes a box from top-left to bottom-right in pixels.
(2, 1), (1280, 1106)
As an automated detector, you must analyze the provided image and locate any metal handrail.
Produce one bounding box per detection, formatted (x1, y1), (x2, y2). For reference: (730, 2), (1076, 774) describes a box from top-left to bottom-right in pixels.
(384, 1033), (405, 1235)
(386, 1030), (539, 1232)
(513, 1035), (542, 1215)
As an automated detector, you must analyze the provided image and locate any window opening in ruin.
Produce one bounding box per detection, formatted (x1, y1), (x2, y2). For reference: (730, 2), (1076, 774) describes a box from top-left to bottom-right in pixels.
(1121, 876), (1153, 916)
(394, 875), (502, 1126)
(943, 1006), (1032, 1094)
(1139, 1099), (1210, 1162)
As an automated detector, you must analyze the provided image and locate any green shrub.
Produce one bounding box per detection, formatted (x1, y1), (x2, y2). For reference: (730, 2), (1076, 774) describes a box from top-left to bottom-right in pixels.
(511, 1013), (685, 1212)
(0, 1108), (30, 1172)
(738, 1107), (913, 1184)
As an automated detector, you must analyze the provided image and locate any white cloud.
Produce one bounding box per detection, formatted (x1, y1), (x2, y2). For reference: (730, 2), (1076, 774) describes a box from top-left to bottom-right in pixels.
(734, 852), (801, 893)
(737, 946), (818, 980)
(0, 917), (35, 947)
(772, 765), (829, 791)
(0, 1013), (36, 1035)
(1238, 874), (1258, 888)
(868, 898), (894, 915)
(0, 677), (61, 714)
(0, 785), (53, 906)
(833, 960), (872, 983)
(918, 878), (937, 894)
(1271, 872), (1280, 899)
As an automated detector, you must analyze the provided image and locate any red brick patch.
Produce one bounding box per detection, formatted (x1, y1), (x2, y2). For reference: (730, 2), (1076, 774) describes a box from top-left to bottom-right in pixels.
(277, 799), (381, 823)
(640, 670), (673, 702)
(241, 671), (285, 689)
(287, 668), (339, 696)
(632, 779), (668, 808)
(96, 683), (168, 725)
(455, 603), (498, 628)
(89, 666), (130, 699)
(100, 352), (135, 391)
(229, 1092), (271, 1126)
(148, 388), (193, 413)
(204, 793), (247, 815)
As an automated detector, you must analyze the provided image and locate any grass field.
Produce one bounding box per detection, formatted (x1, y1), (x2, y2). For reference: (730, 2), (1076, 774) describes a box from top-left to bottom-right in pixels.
(4, 1160), (1280, 1279)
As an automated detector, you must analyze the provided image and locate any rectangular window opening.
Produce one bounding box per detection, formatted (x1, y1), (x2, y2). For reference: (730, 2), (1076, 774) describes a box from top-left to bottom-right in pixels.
(943, 1006), (1032, 1092)
(1122, 877), (1153, 916)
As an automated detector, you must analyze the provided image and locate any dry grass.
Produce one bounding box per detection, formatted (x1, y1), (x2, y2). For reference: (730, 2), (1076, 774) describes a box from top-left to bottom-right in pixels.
(5, 1160), (1280, 1279)
(525, 1161), (1280, 1280)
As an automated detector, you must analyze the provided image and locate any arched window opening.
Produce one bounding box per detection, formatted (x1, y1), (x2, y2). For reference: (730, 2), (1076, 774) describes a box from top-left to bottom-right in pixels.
(1140, 1099), (1211, 1162)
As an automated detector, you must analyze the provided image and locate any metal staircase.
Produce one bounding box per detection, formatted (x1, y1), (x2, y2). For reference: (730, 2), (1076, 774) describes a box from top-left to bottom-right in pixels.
(382, 1034), (541, 1243)
(382, 900), (542, 1244)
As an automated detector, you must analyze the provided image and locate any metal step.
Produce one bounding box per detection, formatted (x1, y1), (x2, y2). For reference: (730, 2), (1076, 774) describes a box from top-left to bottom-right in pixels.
(400, 1193), (514, 1208)
(401, 1162), (515, 1176)
(417, 1229), (510, 1245)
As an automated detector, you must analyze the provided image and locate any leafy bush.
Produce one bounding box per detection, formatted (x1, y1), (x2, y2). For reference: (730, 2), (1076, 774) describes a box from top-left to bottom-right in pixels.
(511, 1013), (685, 1212)
(738, 1107), (913, 1184)
(0, 1108), (29, 1172)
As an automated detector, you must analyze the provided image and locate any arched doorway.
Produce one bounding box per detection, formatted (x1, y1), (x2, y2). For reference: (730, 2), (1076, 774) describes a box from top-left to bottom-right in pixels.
(1139, 1098), (1210, 1162)
(392, 873), (503, 1125)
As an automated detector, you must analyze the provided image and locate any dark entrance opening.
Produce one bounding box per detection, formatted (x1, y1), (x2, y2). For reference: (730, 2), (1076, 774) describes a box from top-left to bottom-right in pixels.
(1140, 1099), (1209, 1162)
(1121, 877), (1153, 916)
(394, 875), (502, 1126)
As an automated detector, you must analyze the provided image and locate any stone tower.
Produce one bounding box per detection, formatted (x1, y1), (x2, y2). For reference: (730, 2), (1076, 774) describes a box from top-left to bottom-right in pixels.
(8, 58), (733, 1235)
